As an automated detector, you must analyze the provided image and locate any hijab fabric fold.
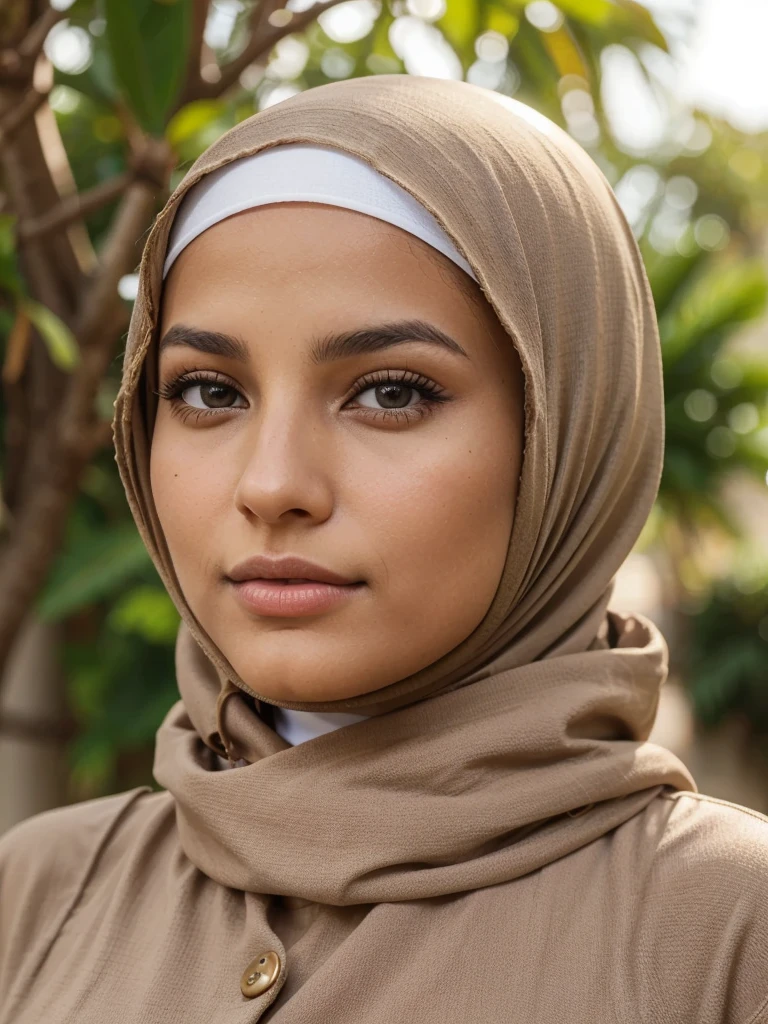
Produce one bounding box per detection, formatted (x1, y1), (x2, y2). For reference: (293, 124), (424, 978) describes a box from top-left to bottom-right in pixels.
(155, 609), (693, 904)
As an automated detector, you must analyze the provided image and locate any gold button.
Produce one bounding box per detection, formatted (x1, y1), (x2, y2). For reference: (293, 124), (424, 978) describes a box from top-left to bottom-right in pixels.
(240, 950), (281, 998)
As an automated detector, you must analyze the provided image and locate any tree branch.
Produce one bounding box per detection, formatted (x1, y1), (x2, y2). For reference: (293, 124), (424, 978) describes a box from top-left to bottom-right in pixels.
(0, 297), (134, 674)
(190, 0), (350, 102)
(1, 307), (31, 385)
(18, 170), (133, 243)
(0, 709), (77, 743)
(0, 49), (26, 84)
(0, 418), (80, 672)
(1, 309), (33, 512)
(0, 164), (164, 681)
(179, 0), (212, 108)
(0, 42), (169, 688)
(206, 0), (285, 97)
(0, 84), (50, 144)
(18, 6), (67, 60)
(0, 112), (78, 318)
(75, 177), (161, 348)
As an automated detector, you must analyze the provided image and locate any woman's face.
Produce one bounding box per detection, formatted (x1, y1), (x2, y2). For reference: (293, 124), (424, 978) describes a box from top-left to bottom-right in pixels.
(151, 202), (524, 703)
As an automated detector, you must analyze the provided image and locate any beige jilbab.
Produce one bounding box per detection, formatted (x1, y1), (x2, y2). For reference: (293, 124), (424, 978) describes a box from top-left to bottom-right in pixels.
(2, 74), (768, 1024)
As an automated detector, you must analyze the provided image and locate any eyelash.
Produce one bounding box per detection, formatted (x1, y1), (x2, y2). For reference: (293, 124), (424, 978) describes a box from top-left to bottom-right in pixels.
(153, 367), (451, 426)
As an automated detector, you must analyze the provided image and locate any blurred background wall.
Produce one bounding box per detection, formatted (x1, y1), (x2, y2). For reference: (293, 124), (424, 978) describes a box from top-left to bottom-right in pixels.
(1, 0), (767, 833)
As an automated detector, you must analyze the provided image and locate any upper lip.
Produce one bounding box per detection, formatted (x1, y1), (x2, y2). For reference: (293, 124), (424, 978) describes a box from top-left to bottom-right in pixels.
(226, 555), (360, 585)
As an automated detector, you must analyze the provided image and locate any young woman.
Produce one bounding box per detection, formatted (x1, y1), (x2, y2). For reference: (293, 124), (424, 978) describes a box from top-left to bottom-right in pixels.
(2, 74), (767, 1024)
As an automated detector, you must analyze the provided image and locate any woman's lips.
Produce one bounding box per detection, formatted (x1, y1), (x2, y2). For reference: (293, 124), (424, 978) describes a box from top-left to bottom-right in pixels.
(230, 578), (366, 617)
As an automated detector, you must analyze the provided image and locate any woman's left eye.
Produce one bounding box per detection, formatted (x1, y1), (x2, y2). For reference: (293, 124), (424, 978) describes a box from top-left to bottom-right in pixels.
(353, 383), (422, 410)
(180, 382), (246, 410)
(344, 371), (449, 419)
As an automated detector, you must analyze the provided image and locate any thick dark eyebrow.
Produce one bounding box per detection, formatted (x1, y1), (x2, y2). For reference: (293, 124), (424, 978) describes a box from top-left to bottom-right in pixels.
(157, 319), (469, 364)
(309, 319), (469, 363)
(158, 324), (249, 362)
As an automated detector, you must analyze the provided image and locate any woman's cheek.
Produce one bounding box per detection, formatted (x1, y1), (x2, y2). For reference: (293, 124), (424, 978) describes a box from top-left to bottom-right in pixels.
(151, 436), (226, 589)
(356, 433), (510, 621)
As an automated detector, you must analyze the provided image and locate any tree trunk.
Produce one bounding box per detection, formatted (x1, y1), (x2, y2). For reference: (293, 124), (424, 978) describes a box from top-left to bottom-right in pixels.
(0, 614), (69, 836)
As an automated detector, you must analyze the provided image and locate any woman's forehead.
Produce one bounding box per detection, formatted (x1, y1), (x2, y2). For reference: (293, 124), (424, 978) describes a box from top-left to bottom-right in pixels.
(160, 203), (484, 324)
(165, 203), (458, 269)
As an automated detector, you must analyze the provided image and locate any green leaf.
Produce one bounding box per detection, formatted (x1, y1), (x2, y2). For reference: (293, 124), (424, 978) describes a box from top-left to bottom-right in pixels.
(68, 732), (115, 793)
(0, 214), (15, 260)
(486, 6), (519, 39)
(612, 0), (668, 52)
(63, 0), (100, 28)
(551, 0), (614, 26)
(544, 0), (668, 51)
(108, 585), (180, 644)
(54, 31), (120, 105)
(37, 523), (152, 621)
(0, 214), (22, 294)
(104, 0), (192, 136)
(368, 5), (398, 62)
(439, 0), (481, 64)
(644, 241), (707, 315)
(166, 99), (227, 147)
(0, 308), (14, 337)
(21, 298), (80, 371)
(658, 261), (768, 366)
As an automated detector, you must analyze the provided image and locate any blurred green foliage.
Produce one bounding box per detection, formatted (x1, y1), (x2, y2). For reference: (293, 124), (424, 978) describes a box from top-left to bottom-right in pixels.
(2, 0), (767, 797)
(643, 237), (768, 731)
(0, 214), (79, 369)
(686, 577), (768, 729)
(104, 0), (192, 134)
(649, 245), (768, 516)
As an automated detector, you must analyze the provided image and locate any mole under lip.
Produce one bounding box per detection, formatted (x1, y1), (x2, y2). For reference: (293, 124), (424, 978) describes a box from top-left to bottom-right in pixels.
(230, 578), (367, 618)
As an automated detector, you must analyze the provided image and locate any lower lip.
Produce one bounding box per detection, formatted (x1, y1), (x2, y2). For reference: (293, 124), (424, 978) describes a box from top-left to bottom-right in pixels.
(230, 579), (365, 617)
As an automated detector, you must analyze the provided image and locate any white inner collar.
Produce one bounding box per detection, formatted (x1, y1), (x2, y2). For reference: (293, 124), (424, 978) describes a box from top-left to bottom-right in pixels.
(270, 706), (368, 746)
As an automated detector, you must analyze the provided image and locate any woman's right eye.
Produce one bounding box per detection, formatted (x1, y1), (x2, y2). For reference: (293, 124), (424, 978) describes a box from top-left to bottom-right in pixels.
(181, 382), (247, 409)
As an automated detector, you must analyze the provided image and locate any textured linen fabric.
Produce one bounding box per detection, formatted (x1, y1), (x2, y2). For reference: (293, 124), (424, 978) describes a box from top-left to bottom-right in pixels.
(2, 74), (768, 1024)
(4, 783), (768, 1023)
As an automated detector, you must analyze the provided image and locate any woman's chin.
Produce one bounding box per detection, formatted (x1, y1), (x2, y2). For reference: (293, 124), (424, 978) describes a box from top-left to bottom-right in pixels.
(228, 651), (378, 708)
(240, 674), (375, 705)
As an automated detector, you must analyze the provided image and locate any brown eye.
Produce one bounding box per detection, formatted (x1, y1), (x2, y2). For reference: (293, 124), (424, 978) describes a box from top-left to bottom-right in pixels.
(356, 384), (418, 410)
(181, 383), (245, 409)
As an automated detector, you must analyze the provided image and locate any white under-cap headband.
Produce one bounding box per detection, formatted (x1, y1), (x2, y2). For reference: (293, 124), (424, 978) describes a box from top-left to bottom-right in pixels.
(163, 142), (477, 281)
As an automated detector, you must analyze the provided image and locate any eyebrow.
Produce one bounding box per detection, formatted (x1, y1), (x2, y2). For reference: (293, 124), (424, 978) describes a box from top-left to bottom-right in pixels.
(157, 319), (469, 364)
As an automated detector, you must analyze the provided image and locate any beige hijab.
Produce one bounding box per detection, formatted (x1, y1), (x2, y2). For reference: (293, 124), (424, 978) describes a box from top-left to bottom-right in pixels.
(112, 74), (694, 904)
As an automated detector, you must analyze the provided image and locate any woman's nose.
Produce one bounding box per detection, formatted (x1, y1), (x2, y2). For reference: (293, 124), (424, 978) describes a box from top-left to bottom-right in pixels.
(232, 404), (335, 526)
